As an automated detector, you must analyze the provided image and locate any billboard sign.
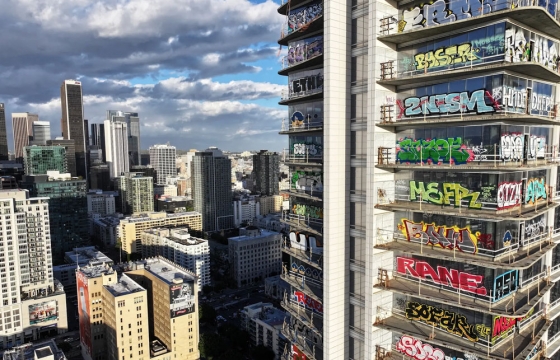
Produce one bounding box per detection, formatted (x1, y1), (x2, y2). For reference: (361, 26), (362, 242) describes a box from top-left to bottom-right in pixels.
(77, 271), (92, 356)
(170, 281), (195, 318)
(29, 300), (58, 325)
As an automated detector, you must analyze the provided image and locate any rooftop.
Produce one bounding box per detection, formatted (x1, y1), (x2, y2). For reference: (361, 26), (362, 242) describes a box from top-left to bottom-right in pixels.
(1, 339), (66, 360)
(244, 302), (286, 327)
(79, 264), (115, 279)
(122, 211), (201, 224)
(104, 274), (145, 297)
(229, 228), (281, 242)
(132, 257), (197, 284)
(65, 246), (113, 266)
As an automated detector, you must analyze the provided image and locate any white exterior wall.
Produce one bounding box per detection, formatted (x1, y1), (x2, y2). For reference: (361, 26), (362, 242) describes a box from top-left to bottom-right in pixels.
(104, 119), (129, 178)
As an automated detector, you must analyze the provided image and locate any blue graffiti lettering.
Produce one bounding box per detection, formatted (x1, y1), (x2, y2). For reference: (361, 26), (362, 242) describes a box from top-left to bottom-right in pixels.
(503, 230), (513, 246)
(403, 89), (497, 118)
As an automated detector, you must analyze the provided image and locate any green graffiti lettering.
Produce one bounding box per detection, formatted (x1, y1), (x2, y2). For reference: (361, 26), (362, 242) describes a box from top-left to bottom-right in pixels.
(397, 137), (473, 165)
(409, 181), (482, 209)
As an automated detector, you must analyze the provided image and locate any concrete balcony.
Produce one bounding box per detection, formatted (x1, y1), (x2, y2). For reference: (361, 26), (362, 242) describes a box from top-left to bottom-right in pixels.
(376, 147), (559, 172)
(375, 228), (555, 269)
(374, 306), (550, 359)
(378, 5), (560, 45)
(546, 331), (560, 358)
(280, 213), (323, 236)
(282, 189), (323, 202)
(282, 242), (323, 271)
(281, 298), (323, 336)
(279, 54), (323, 76)
(376, 112), (560, 132)
(278, 15), (323, 46)
(280, 272), (323, 301)
(279, 87), (323, 106)
(375, 270), (551, 317)
(279, 118), (323, 135)
(378, 62), (560, 89)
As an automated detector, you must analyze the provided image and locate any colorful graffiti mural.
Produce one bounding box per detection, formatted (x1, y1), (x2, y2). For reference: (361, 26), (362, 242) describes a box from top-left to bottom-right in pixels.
(405, 301), (481, 342)
(398, 219), (478, 254)
(496, 181), (523, 210)
(500, 133), (524, 161)
(291, 170), (323, 192)
(396, 137), (474, 164)
(292, 203), (323, 219)
(397, 89), (498, 119)
(413, 43), (478, 70)
(287, 2), (323, 34)
(491, 308), (534, 343)
(286, 36), (323, 66)
(396, 257), (487, 294)
(292, 143), (322, 157)
(409, 181), (482, 209)
(397, 0), (557, 33)
(289, 231), (323, 254)
(525, 177), (547, 205)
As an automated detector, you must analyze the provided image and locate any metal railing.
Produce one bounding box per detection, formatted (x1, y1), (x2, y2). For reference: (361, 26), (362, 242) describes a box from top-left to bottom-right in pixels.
(378, 145), (557, 167)
(280, 86), (323, 102)
(395, 54), (505, 79)
(281, 118), (323, 132)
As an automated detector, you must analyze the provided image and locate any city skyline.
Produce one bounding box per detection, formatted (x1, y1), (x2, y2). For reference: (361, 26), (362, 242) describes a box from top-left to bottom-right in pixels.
(0, 0), (286, 153)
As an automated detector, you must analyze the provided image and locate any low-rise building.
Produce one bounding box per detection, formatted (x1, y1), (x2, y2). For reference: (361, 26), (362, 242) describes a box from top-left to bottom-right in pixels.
(118, 212), (202, 254)
(154, 184), (177, 197)
(87, 190), (117, 216)
(141, 227), (210, 288)
(241, 302), (288, 359)
(77, 257), (201, 360)
(228, 227), (282, 287)
(155, 195), (193, 213)
(258, 195), (284, 215)
(91, 215), (122, 247)
(1, 339), (67, 359)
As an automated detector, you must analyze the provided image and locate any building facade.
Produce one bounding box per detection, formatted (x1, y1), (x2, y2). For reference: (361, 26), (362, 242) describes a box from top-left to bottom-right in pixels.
(87, 190), (117, 216)
(0, 189), (68, 347)
(241, 302), (288, 358)
(31, 121), (51, 145)
(23, 145), (67, 175)
(276, 0), (560, 359)
(258, 195), (284, 215)
(228, 227), (282, 287)
(47, 138), (77, 177)
(0, 104), (8, 161)
(141, 227), (211, 288)
(192, 147), (234, 231)
(104, 114), (130, 178)
(233, 198), (260, 227)
(60, 80), (87, 178)
(12, 112), (38, 162)
(149, 144), (176, 185)
(90, 123), (105, 162)
(21, 171), (88, 263)
(118, 211), (202, 254)
(253, 150), (280, 195)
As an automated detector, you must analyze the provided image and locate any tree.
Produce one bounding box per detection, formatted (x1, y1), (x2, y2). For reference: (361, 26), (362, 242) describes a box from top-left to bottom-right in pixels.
(202, 285), (214, 294)
(252, 345), (275, 360)
(199, 303), (217, 324)
(199, 333), (227, 358)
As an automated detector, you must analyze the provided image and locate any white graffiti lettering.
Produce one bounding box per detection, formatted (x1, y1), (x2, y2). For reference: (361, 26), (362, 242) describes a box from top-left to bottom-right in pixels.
(528, 136), (546, 159)
(502, 86), (528, 112)
(396, 335), (446, 360)
(525, 217), (546, 238)
(497, 181), (522, 210)
(531, 93), (553, 113)
(293, 143), (322, 156)
(500, 133), (524, 161)
(505, 27), (530, 63)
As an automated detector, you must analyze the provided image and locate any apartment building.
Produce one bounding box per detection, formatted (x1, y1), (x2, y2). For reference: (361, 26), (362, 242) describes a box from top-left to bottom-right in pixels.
(118, 212), (202, 254)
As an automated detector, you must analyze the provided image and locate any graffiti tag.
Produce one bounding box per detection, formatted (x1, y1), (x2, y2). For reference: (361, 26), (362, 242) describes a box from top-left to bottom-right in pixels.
(409, 181), (482, 209)
(414, 43), (478, 70)
(396, 257), (487, 295)
(398, 219), (478, 254)
(290, 262), (322, 280)
(496, 181), (522, 210)
(292, 204), (323, 219)
(395, 335), (445, 360)
(292, 143), (322, 156)
(525, 216), (546, 238)
(399, 89), (497, 119)
(493, 270), (518, 301)
(527, 136), (546, 160)
(405, 301), (480, 342)
(492, 308), (534, 342)
(525, 177), (547, 205)
(500, 133), (524, 161)
(291, 170), (323, 192)
(293, 291), (323, 314)
(396, 137), (474, 164)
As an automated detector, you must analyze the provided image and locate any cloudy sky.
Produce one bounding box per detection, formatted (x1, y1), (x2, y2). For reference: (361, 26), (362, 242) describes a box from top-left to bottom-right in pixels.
(0, 0), (287, 152)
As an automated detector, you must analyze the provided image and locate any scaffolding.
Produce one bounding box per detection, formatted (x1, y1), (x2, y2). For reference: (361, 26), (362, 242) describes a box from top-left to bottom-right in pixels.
(380, 61), (395, 80)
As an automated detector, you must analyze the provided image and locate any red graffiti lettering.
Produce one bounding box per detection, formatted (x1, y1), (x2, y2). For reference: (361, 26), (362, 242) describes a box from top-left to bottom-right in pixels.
(294, 291), (323, 314)
(396, 257), (487, 295)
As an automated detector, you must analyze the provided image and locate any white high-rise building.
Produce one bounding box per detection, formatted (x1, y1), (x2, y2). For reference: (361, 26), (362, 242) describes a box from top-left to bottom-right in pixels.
(31, 121), (51, 145)
(104, 114), (129, 178)
(141, 227), (211, 288)
(149, 144), (177, 184)
(12, 113), (38, 161)
(0, 189), (68, 346)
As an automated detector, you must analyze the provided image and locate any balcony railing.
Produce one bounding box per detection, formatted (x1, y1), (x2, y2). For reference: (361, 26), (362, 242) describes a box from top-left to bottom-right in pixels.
(280, 118), (323, 133)
(377, 145), (558, 168)
(280, 86), (323, 102)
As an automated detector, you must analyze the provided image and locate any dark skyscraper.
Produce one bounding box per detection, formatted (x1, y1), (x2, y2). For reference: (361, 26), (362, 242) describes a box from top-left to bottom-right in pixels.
(47, 139), (77, 177)
(252, 150), (279, 195)
(60, 80), (87, 178)
(126, 112), (141, 166)
(0, 104), (8, 160)
(91, 123), (106, 162)
(192, 147), (233, 231)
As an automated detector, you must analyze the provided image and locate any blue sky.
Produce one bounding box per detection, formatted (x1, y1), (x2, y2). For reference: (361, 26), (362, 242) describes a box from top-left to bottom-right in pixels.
(0, 0), (287, 152)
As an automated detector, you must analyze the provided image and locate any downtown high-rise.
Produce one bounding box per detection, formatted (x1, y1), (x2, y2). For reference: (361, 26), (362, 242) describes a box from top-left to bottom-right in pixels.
(12, 112), (38, 162)
(278, 0), (560, 359)
(60, 80), (87, 178)
(0, 104), (8, 161)
(104, 113), (130, 178)
(149, 144), (176, 184)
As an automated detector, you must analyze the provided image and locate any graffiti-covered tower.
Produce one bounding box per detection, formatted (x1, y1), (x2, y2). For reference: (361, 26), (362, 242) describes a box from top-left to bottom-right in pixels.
(279, 0), (560, 359)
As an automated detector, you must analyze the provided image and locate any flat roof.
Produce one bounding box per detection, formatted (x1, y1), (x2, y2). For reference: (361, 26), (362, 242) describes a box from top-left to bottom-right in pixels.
(229, 229), (281, 242)
(65, 247), (113, 266)
(139, 257), (197, 284)
(105, 274), (145, 297)
(122, 211), (201, 224)
(79, 264), (115, 279)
